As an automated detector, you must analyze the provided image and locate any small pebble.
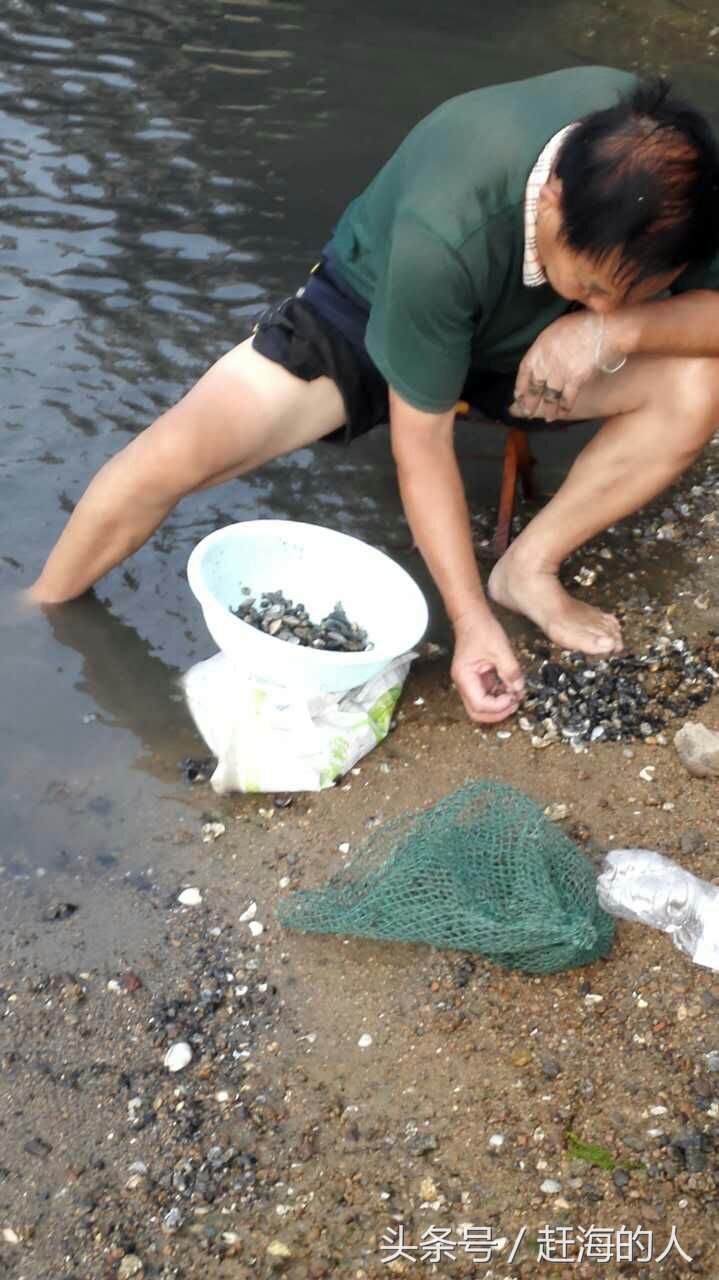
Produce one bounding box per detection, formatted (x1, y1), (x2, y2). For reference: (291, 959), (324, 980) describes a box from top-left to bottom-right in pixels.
(178, 888), (202, 906)
(405, 1132), (438, 1156)
(248, 921), (264, 937)
(164, 1042), (192, 1073)
(239, 902), (257, 922)
(540, 1179), (562, 1194)
(24, 1137), (51, 1157)
(118, 1259), (144, 1280)
(419, 1176), (439, 1201)
(162, 1208), (183, 1234)
(544, 802), (569, 821)
(44, 900), (78, 921)
(267, 1240), (293, 1261)
(358, 1034), (373, 1049)
(201, 821), (225, 843)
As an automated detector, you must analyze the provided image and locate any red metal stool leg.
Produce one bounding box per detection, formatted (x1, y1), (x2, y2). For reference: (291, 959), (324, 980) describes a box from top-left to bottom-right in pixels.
(514, 426), (536, 501)
(493, 429), (520, 559)
(455, 406), (535, 558)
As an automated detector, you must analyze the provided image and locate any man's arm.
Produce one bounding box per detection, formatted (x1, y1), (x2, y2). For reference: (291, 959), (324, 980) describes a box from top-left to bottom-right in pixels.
(389, 387), (524, 723)
(608, 288), (719, 360)
(512, 289), (719, 424)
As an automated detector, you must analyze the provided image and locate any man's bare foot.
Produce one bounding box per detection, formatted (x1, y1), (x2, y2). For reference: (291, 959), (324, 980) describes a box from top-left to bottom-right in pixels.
(488, 553), (623, 655)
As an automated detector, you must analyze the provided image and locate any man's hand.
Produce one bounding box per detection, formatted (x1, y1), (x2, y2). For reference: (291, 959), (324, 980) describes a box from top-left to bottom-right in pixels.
(511, 311), (603, 422)
(451, 605), (524, 724)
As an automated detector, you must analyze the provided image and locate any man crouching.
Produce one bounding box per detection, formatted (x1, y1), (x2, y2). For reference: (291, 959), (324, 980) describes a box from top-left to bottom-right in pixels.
(29, 68), (719, 724)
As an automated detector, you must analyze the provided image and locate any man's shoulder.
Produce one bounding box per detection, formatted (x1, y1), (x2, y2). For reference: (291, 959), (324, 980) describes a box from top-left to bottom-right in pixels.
(396, 68), (635, 253)
(432, 66), (634, 118)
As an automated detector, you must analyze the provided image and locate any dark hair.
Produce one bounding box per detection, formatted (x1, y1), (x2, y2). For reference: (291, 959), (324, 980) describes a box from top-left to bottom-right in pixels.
(554, 77), (719, 288)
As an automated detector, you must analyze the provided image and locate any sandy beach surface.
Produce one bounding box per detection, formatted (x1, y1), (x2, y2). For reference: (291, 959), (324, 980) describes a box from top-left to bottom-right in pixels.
(4, 450), (719, 1280)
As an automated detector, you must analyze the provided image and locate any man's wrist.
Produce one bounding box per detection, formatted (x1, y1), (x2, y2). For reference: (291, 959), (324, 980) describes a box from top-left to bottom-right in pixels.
(603, 308), (641, 360)
(449, 595), (494, 629)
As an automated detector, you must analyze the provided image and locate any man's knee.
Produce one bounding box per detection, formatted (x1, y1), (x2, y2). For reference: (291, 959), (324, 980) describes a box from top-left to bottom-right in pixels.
(658, 357), (719, 443)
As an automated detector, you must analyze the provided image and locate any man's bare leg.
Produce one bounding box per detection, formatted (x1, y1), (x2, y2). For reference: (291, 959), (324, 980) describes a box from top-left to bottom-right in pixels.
(489, 355), (719, 652)
(30, 338), (345, 604)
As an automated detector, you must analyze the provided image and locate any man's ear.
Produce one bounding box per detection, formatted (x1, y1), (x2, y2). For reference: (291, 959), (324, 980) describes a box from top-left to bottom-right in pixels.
(537, 174), (563, 214)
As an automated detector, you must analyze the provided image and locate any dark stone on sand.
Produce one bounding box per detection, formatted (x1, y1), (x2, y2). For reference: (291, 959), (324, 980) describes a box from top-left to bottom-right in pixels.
(24, 1136), (52, 1157)
(44, 900), (78, 921)
(453, 958), (476, 988)
(669, 1128), (713, 1173)
(622, 1135), (647, 1153)
(273, 793), (294, 809)
(679, 829), (706, 855)
(180, 757), (216, 784)
(541, 1058), (561, 1079)
(405, 1133), (439, 1156)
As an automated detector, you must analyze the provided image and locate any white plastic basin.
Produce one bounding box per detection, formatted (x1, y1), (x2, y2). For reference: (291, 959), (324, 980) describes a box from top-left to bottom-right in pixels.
(186, 520), (428, 694)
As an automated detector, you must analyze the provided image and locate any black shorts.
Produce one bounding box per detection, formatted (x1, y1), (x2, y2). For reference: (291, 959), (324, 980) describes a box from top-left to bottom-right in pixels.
(251, 253), (568, 444)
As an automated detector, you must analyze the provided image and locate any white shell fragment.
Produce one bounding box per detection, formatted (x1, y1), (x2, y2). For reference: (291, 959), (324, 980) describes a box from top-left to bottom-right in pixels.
(358, 1033), (373, 1049)
(178, 888), (202, 906)
(338, 842), (350, 854)
(639, 766), (656, 782)
(201, 821), (226, 843)
(544, 803), (569, 821)
(240, 902), (257, 922)
(164, 1042), (193, 1073)
(248, 921), (264, 937)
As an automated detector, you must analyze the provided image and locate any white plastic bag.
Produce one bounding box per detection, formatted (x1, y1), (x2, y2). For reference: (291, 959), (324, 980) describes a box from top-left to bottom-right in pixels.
(181, 651), (414, 793)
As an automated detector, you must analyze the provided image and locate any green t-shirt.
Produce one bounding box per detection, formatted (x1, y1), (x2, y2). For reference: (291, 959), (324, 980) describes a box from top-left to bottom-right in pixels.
(331, 66), (661, 413)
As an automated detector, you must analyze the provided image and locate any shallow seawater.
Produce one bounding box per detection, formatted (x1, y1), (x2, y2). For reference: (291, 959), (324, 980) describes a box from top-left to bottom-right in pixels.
(1, 0), (718, 943)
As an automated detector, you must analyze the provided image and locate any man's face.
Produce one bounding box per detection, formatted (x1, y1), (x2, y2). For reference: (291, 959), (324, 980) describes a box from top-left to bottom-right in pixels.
(535, 176), (684, 312)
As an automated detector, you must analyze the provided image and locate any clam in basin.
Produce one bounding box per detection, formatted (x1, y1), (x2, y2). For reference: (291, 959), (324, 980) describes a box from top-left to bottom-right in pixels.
(186, 520), (429, 695)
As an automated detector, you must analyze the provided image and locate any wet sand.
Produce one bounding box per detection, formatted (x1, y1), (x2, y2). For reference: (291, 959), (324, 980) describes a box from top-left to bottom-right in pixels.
(4, 453), (719, 1279)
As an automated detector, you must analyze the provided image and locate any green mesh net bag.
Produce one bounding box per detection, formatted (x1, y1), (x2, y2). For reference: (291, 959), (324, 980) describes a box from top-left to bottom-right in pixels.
(278, 782), (614, 973)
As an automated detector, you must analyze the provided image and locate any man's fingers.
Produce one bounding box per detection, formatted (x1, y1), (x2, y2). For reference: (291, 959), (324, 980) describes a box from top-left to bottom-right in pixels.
(478, 648), (524, 698)
(557, 377), (581, 418)
(512, 360), (530, 404)
(453, 663), (522, 724)
(462, 688), (519, 724)
(495, 663), (525, 698)
(512, 363), (541, 418)
(539, 388), (564, 423)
